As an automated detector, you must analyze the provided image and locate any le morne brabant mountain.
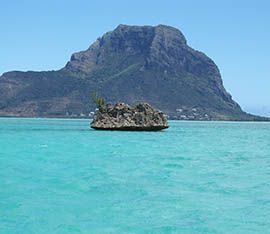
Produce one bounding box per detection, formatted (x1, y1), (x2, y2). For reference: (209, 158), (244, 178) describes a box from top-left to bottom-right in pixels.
(0, 24), (267, 120)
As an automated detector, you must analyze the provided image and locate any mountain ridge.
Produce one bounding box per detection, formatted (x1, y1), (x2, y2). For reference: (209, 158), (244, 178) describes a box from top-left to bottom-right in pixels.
(0, 24), (268, 120)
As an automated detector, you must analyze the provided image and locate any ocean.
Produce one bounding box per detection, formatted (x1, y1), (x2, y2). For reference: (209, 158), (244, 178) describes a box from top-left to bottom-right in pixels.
(0, 118), (270, 233)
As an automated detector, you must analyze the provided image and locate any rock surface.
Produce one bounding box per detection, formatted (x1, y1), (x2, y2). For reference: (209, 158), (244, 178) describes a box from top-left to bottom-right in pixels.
(91, 103), (169, 131)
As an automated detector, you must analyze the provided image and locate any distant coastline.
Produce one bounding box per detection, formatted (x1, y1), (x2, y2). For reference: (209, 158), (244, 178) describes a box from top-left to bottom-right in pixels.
(0, 114), (269, 122)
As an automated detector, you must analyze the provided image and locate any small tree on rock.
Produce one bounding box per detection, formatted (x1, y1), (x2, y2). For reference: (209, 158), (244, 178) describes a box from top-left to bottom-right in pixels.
(92, 92), (105, 110)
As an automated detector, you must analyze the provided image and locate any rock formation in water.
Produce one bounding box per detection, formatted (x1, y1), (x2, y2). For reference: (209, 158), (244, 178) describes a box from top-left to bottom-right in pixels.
(0, 24), (268, 120)
(91, 103), (169, 131)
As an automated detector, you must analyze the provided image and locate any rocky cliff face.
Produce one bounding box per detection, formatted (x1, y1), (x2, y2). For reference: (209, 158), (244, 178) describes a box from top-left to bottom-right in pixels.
(0, 24), (266, 120)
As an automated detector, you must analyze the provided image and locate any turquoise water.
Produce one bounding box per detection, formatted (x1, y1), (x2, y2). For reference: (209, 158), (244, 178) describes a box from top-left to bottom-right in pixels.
(0, 118), (270, 234)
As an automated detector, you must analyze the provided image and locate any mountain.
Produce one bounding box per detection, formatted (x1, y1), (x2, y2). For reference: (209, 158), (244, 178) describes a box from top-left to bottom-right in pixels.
(0, 24), (267, 120)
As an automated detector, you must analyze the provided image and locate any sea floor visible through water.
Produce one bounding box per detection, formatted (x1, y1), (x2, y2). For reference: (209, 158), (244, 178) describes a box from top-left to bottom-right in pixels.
(0, 118), (270, 234)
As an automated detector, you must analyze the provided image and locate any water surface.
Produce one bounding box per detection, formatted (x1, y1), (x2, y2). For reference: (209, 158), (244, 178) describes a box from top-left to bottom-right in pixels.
(0, 118), (270, 233)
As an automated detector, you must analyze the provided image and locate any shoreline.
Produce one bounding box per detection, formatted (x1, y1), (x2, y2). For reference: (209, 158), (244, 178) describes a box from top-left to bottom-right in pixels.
(0, 115), (270, 122)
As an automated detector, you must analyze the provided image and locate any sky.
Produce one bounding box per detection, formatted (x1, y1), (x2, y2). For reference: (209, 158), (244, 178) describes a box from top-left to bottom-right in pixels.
(1, 0), (269, 116)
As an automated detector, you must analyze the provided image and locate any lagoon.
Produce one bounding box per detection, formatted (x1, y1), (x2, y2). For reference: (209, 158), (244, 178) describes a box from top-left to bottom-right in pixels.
(0, 118), (270, 233)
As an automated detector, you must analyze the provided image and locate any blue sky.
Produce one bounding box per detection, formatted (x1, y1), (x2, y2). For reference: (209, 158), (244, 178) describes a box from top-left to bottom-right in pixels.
(1, 0), (269, 116)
